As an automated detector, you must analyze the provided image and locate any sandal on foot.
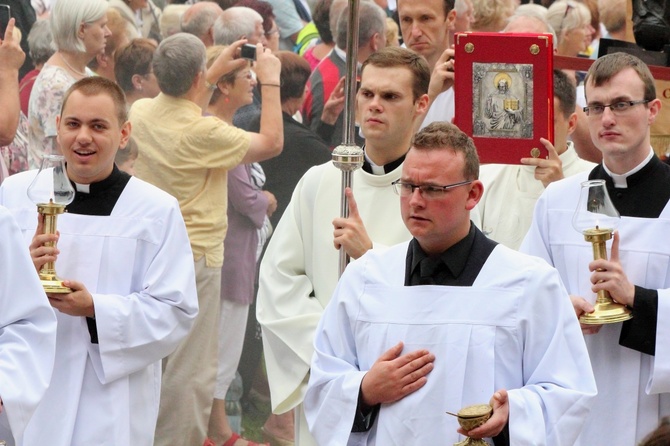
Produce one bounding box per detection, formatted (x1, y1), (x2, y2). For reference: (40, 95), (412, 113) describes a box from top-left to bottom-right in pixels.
(222, 432), (269, 446)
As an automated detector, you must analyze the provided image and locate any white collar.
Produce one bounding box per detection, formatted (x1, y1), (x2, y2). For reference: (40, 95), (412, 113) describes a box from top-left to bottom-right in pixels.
(364, 152), (386, 175)
(602, 148), (654, 188)
(75, 182), (90, 193)
(333, 46), (346, 61)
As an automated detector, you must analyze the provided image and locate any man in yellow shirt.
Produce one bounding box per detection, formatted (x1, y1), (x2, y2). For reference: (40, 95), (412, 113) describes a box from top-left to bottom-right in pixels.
(130, 33), (284, 446)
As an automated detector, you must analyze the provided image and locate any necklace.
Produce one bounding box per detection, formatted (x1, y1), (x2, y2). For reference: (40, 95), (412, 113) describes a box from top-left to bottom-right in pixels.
(59, 52), (87, 77)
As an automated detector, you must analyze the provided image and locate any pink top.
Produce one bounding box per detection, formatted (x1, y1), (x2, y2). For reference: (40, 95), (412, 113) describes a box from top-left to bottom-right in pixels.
(303, 47), (322, 72)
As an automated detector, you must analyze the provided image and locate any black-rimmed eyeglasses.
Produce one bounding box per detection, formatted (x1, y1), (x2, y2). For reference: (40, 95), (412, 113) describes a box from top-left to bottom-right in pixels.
(391, 179), (472, 199)
(582, 100), (650, 117)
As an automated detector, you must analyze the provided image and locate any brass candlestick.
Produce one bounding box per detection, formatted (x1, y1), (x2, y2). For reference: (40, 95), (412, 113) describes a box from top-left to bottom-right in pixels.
(27, 154), (75, 294)
(36, 200), (71, 293)
(580, 227), (632, 324)
(573, 180), (632, 325)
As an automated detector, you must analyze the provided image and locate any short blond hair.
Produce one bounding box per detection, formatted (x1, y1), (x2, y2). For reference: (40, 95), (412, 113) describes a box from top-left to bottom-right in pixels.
(205, 45), (250, 105)
(471, 0), (515, 32)
(385, 17), (399, 47)
(411, 122), (480, 180)
(160, 4), (189, 38)
(598, 0), (626, 34)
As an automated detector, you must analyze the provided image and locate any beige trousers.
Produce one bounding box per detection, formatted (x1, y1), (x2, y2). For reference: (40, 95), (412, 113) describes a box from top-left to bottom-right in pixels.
(154, 257), (221, 446)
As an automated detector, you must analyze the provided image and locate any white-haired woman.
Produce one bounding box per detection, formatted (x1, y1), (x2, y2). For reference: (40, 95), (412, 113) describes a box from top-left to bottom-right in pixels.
(27, 0), (110, 169)
(546, 0), (594, 57)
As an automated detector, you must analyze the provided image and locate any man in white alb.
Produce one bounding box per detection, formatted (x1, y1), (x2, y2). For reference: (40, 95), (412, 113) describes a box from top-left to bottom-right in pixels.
(476, 69), (595, 249)
(305, 121), (596, 445)
(0, 76), (198, 446)
(257, 46), (431, 446)
(521, 52), (670, 445)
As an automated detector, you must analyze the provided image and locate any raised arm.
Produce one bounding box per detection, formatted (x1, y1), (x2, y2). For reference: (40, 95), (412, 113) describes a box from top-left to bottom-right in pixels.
(0, 19), (26, 145)
(242, 44), (284, 164)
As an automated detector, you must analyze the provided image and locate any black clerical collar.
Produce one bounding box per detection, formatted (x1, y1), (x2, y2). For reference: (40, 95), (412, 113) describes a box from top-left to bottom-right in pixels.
(408, 224), (477, 280)
(362, 149), (406, 175)
(67, 165), (131, 216)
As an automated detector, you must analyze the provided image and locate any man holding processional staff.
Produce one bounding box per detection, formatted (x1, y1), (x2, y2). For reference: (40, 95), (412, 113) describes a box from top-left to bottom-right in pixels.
(257, 42), (433, 446)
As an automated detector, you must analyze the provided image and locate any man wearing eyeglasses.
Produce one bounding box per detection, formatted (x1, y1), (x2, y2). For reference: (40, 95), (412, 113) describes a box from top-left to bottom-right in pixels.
(522, 52), (669, 445)
(304, 121), (596, 445)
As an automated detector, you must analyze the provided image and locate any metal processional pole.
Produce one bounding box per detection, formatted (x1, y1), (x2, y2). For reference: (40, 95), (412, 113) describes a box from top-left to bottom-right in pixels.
(332, 0), (364, 276)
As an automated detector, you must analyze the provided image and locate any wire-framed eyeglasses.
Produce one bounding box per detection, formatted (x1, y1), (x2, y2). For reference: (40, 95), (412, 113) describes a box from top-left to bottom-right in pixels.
(391, 179), (472, 199)
(582, 100), (650, 117)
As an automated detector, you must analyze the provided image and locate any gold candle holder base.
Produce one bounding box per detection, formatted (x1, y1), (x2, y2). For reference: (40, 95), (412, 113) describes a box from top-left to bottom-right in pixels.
(579, 301), (632, 325)
(39, 277), (72, 294)
(581, 227), (632, 325)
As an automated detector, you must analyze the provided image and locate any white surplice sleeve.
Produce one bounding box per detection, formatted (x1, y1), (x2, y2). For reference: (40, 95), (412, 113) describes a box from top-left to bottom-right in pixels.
(513, 183), (599, 444)
(303, 256), (370, 446)
(504, 254), (597, 446)
(651, 289), (670, 393)
(257, 170), (327, 414)
(518, 184), (554, 264)
(90, 184), (198, 383)
(0, 207), (56, 442)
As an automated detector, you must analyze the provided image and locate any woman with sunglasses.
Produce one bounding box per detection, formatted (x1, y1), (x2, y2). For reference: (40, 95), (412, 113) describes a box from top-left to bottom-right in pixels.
(547, 0), (595, 58)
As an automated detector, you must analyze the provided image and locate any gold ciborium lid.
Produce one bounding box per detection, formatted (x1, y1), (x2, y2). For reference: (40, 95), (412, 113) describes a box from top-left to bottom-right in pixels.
(449, 404), (493, 446)
(457, 404), (493, 418)
(457, 404), (492, 430)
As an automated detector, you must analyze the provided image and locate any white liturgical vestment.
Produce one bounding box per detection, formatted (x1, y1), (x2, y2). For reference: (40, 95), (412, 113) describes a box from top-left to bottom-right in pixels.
(258, 160), (411, 445)
(0, 207), (56, 445)
(419, 88), (455, 130)
(0, 171), (198, 446)
(258, 161), (411, 413)
(305, 241), (596, 446)
(521, 171), (670, 445)
(476, 142), (595, 249)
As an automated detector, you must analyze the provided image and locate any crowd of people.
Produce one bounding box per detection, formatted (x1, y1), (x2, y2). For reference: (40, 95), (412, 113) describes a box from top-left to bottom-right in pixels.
(0, 0), (669, 445)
